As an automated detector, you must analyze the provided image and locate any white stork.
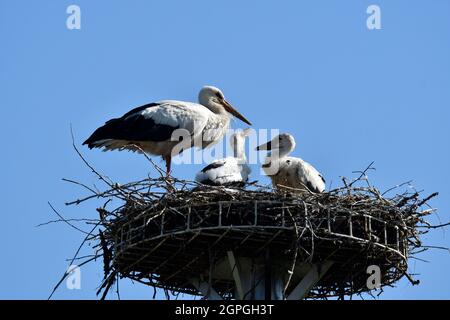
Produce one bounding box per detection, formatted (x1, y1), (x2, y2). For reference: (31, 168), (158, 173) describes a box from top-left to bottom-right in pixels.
(256, 133), (325, 193)
(195, 128), (252, 186)
(83, 86), (252, 176)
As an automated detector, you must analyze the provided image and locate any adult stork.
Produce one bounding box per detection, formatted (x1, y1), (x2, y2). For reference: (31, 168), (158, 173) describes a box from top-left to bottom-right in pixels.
(83, 86), (252, 176)
(256, 133), (325, 193)
(195, 128), (252, 186)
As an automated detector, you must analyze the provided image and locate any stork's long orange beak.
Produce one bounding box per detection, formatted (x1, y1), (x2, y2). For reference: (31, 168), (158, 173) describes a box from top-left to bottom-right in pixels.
(221, 99), (252, 125)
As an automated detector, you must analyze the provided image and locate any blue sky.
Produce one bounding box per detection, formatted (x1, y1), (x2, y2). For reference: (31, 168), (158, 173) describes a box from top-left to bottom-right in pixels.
(1, 0), (449, 299)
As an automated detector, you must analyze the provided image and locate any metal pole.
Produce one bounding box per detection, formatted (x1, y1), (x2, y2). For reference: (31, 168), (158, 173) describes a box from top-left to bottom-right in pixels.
(264, 249), (271, 300)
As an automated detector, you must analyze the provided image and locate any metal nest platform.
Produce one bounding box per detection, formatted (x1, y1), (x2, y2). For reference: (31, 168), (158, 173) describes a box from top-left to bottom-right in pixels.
(109, 197), (408, 299)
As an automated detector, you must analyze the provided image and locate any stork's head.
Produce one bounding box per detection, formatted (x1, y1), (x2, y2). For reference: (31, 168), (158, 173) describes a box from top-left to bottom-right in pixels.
(198, 86), (252, 125)
(256, 133), (296, 158)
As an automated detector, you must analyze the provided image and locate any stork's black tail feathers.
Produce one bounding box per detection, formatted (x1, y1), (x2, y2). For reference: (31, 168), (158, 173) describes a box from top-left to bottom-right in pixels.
(83, 119), (122, 149)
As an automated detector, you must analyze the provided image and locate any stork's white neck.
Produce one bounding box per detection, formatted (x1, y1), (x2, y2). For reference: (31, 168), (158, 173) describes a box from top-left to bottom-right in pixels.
(232, 137), (247, 161)
(202, 114), (231, 149)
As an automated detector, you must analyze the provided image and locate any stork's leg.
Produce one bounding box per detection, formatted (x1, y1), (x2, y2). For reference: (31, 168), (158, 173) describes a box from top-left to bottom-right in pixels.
(163, 154), (172, 178)
(163, 154), (174, 191)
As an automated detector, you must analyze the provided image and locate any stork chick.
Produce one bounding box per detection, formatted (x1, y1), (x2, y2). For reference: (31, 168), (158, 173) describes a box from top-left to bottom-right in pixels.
(256, 133), (325, 193)
(196, 128), (252, 187)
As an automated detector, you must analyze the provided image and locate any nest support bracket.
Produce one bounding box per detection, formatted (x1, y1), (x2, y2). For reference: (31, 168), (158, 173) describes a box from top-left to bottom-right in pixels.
(286, 260), (334, 300)
(189, 278), (223, 300)
(222, 251), (334, 300)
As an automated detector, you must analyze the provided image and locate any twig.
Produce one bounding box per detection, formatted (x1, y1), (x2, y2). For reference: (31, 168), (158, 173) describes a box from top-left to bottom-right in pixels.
(48, 221), (101, 299)
(47, 202), (90, 235)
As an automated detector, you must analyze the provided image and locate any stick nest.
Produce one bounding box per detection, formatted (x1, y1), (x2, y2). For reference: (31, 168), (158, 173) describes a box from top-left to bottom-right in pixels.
(50, 146), (444, 300)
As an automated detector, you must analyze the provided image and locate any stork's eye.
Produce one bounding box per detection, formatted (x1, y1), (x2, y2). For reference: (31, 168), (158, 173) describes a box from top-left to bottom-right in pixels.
(215, 92), (224, 99)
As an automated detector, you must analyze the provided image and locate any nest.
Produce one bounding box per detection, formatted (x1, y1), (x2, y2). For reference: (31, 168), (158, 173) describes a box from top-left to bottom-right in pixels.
(48, 146), (444, 300)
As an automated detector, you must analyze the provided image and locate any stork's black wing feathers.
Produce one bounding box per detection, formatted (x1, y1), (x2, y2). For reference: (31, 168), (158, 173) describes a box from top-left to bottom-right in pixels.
(319, 174), (326, 184)
(201, 162), (225, 173)
(306, 181), (321, 194)
(83, 103), (178, 147)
